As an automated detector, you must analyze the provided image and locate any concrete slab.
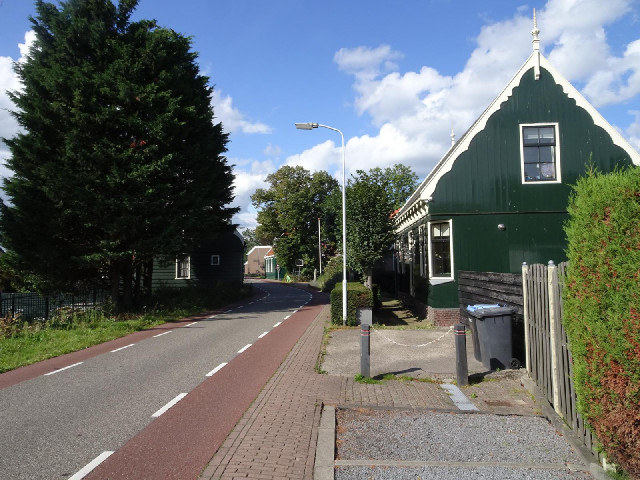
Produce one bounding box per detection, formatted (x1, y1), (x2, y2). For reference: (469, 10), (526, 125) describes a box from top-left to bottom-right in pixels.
(322, 326), (486, 381)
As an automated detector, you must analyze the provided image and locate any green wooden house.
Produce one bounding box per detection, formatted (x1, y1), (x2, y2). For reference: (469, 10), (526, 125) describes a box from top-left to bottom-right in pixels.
(264, 247), (287, 280)
(394, 20), (640, 326)
(152, 230), (244, 291)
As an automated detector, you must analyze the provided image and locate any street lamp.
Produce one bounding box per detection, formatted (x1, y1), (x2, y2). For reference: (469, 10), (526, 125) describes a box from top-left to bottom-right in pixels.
(295, 122), (347, 326)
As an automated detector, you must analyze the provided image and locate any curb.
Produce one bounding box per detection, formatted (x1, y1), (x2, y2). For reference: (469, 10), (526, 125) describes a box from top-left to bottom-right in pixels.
(314, 404), (335, 480)
(520, 375), (608, 480)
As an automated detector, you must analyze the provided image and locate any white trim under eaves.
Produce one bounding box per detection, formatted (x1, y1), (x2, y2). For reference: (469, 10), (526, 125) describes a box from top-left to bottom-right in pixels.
(539, 55), (640, 165)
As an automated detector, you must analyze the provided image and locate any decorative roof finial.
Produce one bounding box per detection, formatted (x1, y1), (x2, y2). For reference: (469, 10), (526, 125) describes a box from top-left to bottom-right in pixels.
(531, 8), (540, 50)
(531, 8), (541, 80)
(450, 128), (456, 146)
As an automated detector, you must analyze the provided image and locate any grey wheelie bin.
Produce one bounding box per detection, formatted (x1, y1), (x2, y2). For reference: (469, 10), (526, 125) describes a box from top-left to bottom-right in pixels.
(467, 306), (516, 370)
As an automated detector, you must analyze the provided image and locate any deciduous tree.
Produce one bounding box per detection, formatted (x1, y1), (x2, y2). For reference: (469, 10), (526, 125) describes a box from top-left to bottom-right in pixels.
(251, 165), (338, 275)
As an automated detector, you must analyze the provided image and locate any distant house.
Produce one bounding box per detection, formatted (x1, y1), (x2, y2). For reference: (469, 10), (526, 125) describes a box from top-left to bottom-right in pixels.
(245, 245), (272, 276)
(393, 16), (640, 325)
(152, 230), (244, 291)
(264, 247), (287, 280)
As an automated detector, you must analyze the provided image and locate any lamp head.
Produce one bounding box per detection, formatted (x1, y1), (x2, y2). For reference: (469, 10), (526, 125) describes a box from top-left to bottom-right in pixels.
(295, 122), (318, 130)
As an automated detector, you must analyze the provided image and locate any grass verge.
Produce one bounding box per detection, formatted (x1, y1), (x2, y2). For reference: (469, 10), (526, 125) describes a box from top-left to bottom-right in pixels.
(1, 285), (253, 374)
(0, 308), (204, 373)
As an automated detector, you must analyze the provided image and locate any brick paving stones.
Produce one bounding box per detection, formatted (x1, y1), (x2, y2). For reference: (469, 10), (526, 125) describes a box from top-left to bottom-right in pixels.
(200, 303), (542, 479)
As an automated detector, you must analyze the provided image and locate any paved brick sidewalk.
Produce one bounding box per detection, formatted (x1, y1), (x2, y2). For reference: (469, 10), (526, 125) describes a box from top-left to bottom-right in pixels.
(200, 304), (463, 480)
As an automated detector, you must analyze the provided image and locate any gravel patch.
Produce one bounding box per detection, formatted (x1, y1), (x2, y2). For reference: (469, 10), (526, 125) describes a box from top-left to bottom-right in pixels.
(335, 465), (593, 480)
(337, 408), (585, 466)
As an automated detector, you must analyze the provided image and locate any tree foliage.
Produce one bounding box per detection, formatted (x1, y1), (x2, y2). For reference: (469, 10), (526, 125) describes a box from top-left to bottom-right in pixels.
(0, 0), (237, 308)
(251, 165), (338, 275)
(360, 164), (419, 211)
(563, 166), (640, 477)
(345, 169), (396, 284)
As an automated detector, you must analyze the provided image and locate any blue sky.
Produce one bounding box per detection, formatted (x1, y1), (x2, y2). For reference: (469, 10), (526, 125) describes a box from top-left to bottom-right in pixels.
(1, 0), (639, 230)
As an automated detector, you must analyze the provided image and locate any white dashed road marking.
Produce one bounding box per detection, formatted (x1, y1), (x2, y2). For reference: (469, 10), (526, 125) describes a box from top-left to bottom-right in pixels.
(44, 362), (83, 376)
(110, 344), (135, 353)
(152, 393), (188, 418)
(206, 363), (227, 377)
(69, 451), (114, 480)
(237, 344), (252, 354)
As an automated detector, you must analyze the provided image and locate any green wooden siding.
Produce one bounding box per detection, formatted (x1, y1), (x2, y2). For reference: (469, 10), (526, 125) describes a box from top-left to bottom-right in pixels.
(152, 232), (244, 291)
(265, 256), (287, 280)
(412, 66), (635, 308)
(430, 68), (632, 216)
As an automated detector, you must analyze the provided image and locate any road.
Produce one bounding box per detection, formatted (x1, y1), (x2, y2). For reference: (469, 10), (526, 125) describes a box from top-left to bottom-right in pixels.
(0, 280), (323, 479)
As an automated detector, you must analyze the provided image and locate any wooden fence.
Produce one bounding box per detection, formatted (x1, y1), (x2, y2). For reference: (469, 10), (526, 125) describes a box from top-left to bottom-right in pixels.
(522, 262), (599, 457)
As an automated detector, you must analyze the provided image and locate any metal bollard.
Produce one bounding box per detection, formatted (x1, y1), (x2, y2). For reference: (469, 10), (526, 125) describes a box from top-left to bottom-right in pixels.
(360, 324), (370, 378)
(455, 324), (469, 387)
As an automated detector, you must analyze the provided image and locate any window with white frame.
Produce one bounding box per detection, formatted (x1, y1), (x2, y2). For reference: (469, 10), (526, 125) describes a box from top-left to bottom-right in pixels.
(521, 124), (560, 183)
(429, 221), (453, 279)
(211, 255), (220, 266)
(176, 256), (190, 279)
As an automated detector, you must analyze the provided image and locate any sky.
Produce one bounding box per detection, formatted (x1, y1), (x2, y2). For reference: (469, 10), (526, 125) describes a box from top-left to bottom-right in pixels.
(1, 0), (639, 231)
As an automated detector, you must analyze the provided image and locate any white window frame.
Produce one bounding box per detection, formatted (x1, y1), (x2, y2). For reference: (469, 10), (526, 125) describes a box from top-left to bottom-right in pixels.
(427, 219), (454, 284)
(520, 122), (561, 184)
(211, 255), (220, 266)
(175, 255), (191, 279)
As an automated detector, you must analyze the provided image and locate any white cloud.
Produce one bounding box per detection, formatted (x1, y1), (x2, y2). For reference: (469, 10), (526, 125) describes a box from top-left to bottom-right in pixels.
(282, 0), (640, 191)
(627, 110), (640, 152)
(230, 158), (275, 228)
(263, 143), (282, 157)
(1, 31), (36, 177)
(0, 31), (34, 149)
(211, 89), (272, 135)
(539, 0), (639, 107)
(334, 44), (403, 81)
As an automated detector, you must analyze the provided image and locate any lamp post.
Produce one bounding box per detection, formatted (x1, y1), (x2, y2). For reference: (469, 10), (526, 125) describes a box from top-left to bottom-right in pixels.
(295, 122), (347, 326)
(317, 217), (322, 275)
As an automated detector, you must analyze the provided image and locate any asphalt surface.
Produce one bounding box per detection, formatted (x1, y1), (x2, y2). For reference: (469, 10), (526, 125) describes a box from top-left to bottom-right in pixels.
(0, 280), (316, 479)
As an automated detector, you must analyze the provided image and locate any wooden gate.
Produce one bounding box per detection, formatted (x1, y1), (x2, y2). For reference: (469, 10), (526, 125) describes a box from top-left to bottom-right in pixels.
(522, 262), (599, 455)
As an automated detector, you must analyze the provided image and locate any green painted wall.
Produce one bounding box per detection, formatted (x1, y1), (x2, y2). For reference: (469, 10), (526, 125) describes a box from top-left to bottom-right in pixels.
(422, 67), (634, 308)
(265, 256), (287, 280)
(152, 232), (244, 291)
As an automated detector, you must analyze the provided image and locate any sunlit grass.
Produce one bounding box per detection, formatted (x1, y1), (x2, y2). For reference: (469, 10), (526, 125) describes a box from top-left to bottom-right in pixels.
(0, 309), (197, 373)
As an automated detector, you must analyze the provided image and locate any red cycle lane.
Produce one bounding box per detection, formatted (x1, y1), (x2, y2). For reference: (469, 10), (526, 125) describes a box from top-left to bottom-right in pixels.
(86, 290), (327, 479)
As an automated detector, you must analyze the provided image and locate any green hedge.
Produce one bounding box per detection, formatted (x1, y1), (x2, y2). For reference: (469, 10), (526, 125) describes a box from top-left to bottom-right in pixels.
(330, 282), (375, 326)
(563, 166), (640, 477)
(315, 255), (343, 293)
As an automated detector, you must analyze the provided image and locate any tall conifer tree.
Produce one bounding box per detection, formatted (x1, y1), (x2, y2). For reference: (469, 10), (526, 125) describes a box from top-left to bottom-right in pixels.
(1, 0), (237, 307)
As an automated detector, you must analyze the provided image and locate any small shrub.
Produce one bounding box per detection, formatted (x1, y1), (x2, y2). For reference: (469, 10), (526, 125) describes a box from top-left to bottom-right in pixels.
(0, 313), (25, 339)
(330, 282), (374, 326)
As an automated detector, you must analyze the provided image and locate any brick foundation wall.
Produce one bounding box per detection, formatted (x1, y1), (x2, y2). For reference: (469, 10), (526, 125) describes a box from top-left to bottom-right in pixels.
(427, 307), (461, 327)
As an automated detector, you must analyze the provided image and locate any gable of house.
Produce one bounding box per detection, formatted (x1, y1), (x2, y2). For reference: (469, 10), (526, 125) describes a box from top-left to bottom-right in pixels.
(394, 47), (639, 316)
(245, 245), (272, 275)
